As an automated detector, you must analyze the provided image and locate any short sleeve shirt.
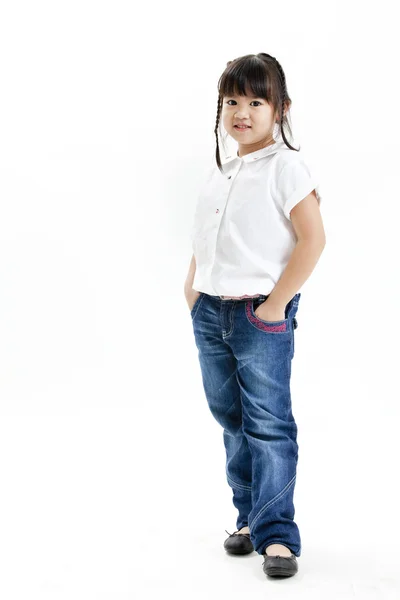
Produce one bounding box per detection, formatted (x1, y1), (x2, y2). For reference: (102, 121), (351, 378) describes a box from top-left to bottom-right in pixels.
(191, 140), (322, 296)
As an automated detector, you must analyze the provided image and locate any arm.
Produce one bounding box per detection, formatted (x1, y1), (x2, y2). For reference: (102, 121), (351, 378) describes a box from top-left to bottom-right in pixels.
(261, 190), (326, 316)
(184, 253), (197, 295)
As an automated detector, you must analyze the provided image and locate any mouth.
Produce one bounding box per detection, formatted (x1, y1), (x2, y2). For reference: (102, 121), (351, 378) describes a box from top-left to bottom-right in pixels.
(234, 125), (251, 130)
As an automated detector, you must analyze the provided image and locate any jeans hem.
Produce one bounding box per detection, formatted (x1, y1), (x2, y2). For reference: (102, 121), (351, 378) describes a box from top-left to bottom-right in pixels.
(258, 539), (301, 558)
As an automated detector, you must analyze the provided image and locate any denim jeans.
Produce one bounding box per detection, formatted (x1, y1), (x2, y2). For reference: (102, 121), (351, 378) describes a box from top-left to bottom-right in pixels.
(190, 291), (302, 557)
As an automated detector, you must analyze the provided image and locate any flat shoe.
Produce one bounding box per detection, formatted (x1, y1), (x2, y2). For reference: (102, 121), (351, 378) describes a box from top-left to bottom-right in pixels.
(263, 552), (298, 577)
(223, 529), (254, 555)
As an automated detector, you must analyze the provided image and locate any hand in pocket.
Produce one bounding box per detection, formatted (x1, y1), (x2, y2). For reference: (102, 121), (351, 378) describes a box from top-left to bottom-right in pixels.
(185, 289), (201, 312)
(254, 299), (285, 322)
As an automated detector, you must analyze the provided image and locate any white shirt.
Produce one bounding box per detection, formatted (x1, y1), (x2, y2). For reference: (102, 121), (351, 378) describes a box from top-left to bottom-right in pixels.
(190, 139), (322, 297)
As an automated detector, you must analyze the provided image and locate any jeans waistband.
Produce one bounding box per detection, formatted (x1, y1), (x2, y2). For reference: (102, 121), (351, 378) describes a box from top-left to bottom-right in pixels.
(220, 294), (262, 300)
(208, 294), (270, 301)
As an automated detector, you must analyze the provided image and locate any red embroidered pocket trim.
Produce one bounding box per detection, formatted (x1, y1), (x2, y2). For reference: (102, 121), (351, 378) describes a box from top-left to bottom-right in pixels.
(245, 301), (288, 332)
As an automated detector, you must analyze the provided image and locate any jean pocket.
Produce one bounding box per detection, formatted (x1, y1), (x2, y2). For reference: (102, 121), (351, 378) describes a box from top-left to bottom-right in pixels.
(245, 298), (289, 333)
(190, 292), (203, 316)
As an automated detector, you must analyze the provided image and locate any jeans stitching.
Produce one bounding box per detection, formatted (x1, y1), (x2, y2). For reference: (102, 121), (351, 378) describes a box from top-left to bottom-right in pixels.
(245, 300), (289, 333)
(190, 293), (204, 319)
(226, 473), (252, 492)
(248, 473), (296, 530)
(221, 301), (236, 339)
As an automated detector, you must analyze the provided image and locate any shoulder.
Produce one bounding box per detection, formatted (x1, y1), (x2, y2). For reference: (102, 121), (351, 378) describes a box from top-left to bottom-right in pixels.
(273, 145), (312, 175)
(272, 145), (321, 195)
(271, 144), (323, 211)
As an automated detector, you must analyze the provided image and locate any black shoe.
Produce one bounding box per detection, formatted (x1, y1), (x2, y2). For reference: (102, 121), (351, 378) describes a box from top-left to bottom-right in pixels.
(263, 552), (298, 577)
(223, 529), (254, 555)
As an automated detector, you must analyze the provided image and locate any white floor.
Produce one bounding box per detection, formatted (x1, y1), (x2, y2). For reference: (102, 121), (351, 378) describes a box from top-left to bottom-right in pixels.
(1, 521), (398, 599)
(138, 529), (399, 600)
(1, 414), (398, 599)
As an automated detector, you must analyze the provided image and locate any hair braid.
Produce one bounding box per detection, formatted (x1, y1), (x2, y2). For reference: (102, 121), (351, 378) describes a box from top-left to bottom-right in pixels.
(258, 53), (288, 121)
(214, 93), (223, 171)
(273, 58), (288, 121)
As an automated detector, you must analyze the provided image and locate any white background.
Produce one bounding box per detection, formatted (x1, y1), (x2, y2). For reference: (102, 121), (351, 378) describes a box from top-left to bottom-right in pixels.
(0, 0), (399, 598)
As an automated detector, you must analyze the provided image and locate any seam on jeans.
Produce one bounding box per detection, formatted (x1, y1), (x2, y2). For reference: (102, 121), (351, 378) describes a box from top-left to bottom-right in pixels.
(223, 396), (242, 417)
(245, 300), (288, 333)
(191, 292), (205, 319)
(226, 473), (252, 492)
(222, 302), (236, 339)
(248, 473), (296, 531)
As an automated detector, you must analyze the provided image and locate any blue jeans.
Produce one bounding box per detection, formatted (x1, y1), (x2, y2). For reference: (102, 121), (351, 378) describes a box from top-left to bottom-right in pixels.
(190, 291), (302, 557)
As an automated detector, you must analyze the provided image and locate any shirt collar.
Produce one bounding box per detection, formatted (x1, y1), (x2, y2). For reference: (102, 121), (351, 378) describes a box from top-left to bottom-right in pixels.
(221, 140), (286, 165)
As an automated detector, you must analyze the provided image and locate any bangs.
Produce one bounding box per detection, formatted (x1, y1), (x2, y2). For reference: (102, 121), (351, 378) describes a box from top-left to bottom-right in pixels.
(219, 57), (275, 102)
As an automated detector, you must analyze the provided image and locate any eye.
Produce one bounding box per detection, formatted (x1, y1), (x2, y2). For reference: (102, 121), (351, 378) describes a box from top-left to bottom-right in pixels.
(226, 100), (262, 106)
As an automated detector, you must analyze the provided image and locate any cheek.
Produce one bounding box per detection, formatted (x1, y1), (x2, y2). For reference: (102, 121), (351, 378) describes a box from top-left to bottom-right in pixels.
(221, 113), (231, 127)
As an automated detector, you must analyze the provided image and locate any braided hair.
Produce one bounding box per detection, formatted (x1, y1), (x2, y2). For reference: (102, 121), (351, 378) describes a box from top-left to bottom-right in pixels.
(214, 53), (299, 173)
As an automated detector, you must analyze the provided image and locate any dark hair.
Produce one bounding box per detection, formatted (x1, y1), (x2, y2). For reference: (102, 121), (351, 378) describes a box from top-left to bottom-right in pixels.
(214, 53), (299, 173)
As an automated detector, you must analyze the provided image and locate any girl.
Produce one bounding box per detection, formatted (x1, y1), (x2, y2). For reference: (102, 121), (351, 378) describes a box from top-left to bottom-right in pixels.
(184, 53), (325, 579)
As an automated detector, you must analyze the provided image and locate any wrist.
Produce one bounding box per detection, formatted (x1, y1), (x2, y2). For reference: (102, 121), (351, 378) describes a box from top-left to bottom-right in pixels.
(264, 295), (286, 311)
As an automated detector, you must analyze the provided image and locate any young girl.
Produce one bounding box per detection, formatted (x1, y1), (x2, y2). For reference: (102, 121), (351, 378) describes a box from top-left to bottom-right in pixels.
(184, 53), (325, 579)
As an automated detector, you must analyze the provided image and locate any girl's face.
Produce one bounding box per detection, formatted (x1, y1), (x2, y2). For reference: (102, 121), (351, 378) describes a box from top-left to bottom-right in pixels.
(221, 93), (279, 156)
